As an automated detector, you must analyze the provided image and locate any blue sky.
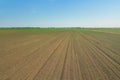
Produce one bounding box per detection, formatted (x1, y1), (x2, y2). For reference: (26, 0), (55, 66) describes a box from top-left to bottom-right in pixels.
(0, 0), (120, 27)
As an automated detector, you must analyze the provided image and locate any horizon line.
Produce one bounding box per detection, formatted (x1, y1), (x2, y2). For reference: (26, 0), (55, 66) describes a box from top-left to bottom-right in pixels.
(0, 27), (120, 29)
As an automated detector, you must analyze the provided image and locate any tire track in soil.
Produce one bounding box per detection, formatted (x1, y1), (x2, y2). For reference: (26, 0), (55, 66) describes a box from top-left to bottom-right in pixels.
(71, 33), (83, 80)
(45, 33), (71, 80)
(80, 32), (120, 80)
(82, 33), (120, 69)
(78, 32), (109, 80)
(0, 30), (120, 80)
(76, 35), (93, 80)
(41, 33), (71, 80)
(0, 33), (64, 71)
(32, 34), (68, 80)
(26, 32), (69, 80)
(1, 32), (66, 80)
(72, 32), (92, 80)
(72, 33), (109, 80)
(60, 38), (70, 80)
(11, 33), (66, 79)
(84, 31), (120, 60)
(88, 45), (120, 80)
(60, 38), (72, 80)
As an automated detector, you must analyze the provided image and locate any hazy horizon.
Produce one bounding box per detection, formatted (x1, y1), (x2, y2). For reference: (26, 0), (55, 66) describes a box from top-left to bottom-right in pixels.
(0, 0), (120, 28)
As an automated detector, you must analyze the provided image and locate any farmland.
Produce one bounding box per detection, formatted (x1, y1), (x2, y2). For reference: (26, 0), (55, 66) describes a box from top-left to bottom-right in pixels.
(0, 28), (120, 80)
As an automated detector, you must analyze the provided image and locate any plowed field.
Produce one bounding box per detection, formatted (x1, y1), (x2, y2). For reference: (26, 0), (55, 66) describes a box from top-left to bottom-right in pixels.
(0, 28), (120, 80)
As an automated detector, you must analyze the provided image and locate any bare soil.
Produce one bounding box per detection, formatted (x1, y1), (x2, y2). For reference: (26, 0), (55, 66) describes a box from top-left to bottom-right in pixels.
(0, 29), (120, 80)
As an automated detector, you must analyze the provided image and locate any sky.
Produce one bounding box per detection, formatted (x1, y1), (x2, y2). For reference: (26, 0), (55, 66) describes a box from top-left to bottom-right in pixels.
(0, 0), (120, 28)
